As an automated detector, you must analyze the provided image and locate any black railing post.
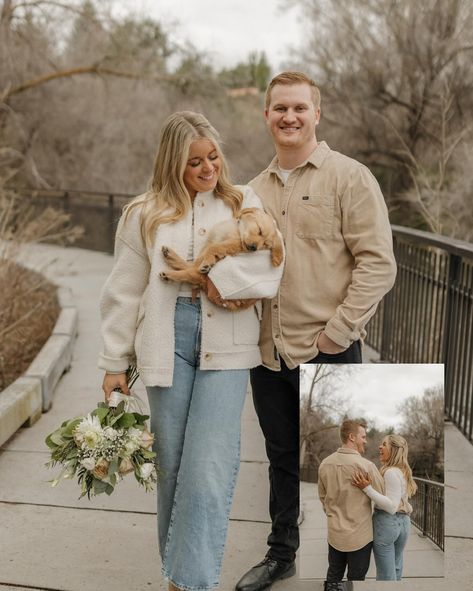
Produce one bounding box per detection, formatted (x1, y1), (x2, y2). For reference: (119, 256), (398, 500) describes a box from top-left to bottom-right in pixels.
(443, 254), (461, 420)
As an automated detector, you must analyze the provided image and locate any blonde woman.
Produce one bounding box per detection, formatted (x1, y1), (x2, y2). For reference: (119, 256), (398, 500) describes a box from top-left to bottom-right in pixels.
(352, 435), (417, 581)
(99, 111), (283, 591)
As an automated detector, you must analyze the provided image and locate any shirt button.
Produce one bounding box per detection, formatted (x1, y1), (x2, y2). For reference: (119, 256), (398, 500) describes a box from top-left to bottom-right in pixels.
(207, 312), (212, 318)
(199, 201), (205, 207)
(273, 304), (278, 309)
(275, 334), (280, 339)
(282, 210), (286, 215)
(198, 228), (206, 236)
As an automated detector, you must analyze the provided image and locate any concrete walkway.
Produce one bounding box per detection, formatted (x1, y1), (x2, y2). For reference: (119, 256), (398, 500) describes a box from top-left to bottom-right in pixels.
(299, 482), (443, 581)
(0, 244), (472, 590)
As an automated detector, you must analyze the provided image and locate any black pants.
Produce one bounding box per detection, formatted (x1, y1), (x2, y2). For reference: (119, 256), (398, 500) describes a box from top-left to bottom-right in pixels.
(250, 340), (362, 563)
(327, 542), (372, 581)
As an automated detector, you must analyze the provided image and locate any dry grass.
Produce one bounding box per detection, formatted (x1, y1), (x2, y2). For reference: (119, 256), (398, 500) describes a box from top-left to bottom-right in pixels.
(0, 188), (82, 390)
(0, 260), (59, 390)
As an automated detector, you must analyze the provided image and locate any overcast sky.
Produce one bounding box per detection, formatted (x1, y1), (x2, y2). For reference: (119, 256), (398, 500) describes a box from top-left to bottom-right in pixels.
(301, 364), (444, 430)
(114, 0), (304, 70)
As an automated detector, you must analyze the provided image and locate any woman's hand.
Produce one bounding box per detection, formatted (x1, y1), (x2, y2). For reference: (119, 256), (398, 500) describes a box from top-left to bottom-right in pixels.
(102, 372), (129, 403)
(205, 277), (258, 311)
(352, 469), (372, 489)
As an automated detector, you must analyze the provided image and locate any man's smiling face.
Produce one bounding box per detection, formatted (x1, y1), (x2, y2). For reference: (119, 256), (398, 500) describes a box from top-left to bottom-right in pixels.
(265, 82), (320, 150)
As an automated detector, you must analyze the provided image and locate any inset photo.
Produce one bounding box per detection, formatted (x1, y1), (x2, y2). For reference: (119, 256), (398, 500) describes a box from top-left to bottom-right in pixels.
(299, 363), (444, 587)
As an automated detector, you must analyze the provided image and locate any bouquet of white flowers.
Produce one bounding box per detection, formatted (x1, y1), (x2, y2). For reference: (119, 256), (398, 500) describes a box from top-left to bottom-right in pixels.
(45, 367), (157, 498)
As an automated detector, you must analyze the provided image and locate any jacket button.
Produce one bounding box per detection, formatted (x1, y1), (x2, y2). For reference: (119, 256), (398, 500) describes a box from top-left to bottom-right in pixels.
(207, 312), (212, 318)
(282, 210), (286, 215)
(273, 304), (278, 309)
(275, 334), (280, 339)
(204, 352), (212, 360)
(199, 201), (205, 207)
(198, 228), (206, 235)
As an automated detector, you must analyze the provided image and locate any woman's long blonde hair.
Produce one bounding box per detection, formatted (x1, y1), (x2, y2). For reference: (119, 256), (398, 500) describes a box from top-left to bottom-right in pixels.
(125, 111), (243, 246)
(380, 434), (417, 497)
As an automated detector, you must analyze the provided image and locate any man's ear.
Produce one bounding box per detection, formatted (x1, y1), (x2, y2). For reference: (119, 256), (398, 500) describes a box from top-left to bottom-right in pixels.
(315, 107), (321, 126)
(264, 109), (269, 122)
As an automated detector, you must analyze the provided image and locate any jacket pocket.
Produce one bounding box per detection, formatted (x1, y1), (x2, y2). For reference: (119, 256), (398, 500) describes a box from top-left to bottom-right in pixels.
(233, 306), (260, 345)
(295, 194), (335, 239)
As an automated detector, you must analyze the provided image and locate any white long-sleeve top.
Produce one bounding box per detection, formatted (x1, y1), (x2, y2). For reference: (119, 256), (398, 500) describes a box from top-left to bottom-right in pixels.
(363, 467), (411, 515)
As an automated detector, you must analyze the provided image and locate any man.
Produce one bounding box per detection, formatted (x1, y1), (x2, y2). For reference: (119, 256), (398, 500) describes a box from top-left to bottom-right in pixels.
(234, 72), (396, 591)
(318, 419), (384, 590)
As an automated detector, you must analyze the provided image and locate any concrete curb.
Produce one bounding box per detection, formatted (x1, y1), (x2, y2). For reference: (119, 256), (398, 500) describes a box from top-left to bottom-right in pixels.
(0, 285), (78, 446)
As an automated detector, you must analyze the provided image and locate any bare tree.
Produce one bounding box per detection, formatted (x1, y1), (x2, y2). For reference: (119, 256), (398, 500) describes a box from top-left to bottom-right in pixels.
(288, 0), (473, 236)
(398, 384), (444, 480)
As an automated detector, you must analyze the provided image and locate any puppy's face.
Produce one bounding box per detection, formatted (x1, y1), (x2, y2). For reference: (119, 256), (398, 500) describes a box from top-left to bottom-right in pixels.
(236, 208), (278, 252)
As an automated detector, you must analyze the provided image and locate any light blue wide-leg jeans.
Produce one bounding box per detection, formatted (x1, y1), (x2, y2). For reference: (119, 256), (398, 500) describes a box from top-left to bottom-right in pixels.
(373, 509), (411, 581)
(146, 298), (248, 591)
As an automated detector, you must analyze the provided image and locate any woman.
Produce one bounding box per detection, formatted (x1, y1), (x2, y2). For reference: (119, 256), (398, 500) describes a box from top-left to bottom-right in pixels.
(99, 111), (283, 591)
(352, 434), (417, 581)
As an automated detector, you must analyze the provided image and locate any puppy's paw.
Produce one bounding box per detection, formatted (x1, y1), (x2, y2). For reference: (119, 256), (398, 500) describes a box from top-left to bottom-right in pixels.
(159, 271), (169, 282)
(271, 250), (284, 267)
(199, 263), (212, 274)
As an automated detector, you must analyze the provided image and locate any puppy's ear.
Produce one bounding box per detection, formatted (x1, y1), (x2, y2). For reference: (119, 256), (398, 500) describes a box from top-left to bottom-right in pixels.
(269, 232), (284, 267)
(237, 207), (258, 219)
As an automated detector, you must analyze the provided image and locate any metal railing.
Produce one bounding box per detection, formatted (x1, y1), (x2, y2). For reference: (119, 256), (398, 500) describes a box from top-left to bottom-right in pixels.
(9, 187), (135, 254)
(7, 188), (473, 442)
(367, 225), (473, 443)
(410, 477), (444, 551)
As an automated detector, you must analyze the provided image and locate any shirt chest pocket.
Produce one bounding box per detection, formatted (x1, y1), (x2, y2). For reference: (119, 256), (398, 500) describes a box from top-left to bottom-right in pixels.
(295, 194), (336, 240)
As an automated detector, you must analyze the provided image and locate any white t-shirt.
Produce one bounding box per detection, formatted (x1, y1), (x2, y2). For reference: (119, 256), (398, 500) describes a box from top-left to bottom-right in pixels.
(278, 167), (293, 183)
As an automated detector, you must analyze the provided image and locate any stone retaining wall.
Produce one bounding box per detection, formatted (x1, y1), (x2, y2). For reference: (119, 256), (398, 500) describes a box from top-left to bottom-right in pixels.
(0, 286), (77, 446)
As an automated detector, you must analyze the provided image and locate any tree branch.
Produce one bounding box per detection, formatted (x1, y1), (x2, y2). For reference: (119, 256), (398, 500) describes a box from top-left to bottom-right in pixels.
(2, 66), (177, 101)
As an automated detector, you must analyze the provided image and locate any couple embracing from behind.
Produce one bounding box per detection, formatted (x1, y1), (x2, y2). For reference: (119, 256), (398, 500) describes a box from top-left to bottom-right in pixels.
(99, 71), (396, 591)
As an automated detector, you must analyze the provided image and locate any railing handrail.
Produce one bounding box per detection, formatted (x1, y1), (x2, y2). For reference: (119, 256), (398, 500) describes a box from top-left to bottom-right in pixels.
(413, 477), (445, 488)
(6, 186), (136, 199)
(7, 187), (473, 256)
(392, 224), (473, 259)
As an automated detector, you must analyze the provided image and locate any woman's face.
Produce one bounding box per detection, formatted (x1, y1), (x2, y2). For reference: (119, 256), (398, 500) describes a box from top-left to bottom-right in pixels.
(379, 438), (391, 463)
(183, 138), (221, 199)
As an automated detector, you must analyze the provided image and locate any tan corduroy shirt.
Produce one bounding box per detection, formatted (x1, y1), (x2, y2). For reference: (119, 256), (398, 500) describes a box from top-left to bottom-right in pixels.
(318, 447), (385, 552)
(250, 141), (397, 369)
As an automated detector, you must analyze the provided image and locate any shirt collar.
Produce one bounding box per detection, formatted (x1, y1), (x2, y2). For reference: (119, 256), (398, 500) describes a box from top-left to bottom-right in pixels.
(267, 140), (331, 177)
(336, 447), (361, 456)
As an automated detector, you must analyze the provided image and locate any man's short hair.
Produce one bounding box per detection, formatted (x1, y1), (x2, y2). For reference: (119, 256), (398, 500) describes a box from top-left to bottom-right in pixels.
(340, 419), (367, 443)
(265, 71), (321, 110)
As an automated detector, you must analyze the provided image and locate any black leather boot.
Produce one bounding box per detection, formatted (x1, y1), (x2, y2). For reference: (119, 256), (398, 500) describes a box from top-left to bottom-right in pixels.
(235, 557), (296, 591)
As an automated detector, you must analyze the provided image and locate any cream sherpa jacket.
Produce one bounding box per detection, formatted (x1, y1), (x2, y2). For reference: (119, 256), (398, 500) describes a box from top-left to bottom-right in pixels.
(98, 185), (284, 387)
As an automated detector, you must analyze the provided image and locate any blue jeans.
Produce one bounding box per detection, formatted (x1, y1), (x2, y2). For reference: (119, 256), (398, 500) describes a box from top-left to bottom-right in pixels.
(373, 509), (411, 580)
(146, 298), (248, 591)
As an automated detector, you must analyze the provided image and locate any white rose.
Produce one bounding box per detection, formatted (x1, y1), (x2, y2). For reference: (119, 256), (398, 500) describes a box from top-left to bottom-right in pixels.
(124, 440), (139, 456)
(80, 457), (96, 471)
(140, 430), (154, 449)
(128, 427), (142, 441)
(118, 457), (134, 475)
(140, 463), (154, 481)
(103, 427), (118, 440)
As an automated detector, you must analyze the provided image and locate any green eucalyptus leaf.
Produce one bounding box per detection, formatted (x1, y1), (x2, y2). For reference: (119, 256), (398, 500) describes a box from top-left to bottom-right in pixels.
(116, 413), (136, 429)
(92, 407), (110, 423)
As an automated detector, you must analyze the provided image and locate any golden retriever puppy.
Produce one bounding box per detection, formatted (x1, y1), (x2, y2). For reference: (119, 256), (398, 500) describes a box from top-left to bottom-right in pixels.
(159, 207), (283, 290)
